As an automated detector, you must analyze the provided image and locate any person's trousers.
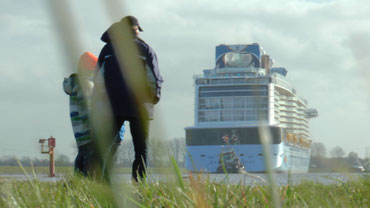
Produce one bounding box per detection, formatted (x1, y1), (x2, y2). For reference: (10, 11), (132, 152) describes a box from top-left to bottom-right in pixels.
(74, 142), (100, 177)
(74, 143), (93, 176)
(114, 117), (149, 182)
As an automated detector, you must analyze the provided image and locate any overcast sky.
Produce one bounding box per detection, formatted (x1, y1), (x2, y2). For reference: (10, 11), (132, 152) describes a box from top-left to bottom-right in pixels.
(0, 0), (369, 160)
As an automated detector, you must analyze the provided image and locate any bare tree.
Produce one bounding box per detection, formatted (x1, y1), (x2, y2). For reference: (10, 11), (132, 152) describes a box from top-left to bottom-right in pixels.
(348, 152), (358, 160)
(311, 142), (326, 158)
(55, 154), (72, 166)
(347, 151), (360, 164)
(167, 137), (186, 164)
(348, 152), (358, 159)
(148, 139), (171, 167)
(330, 146), (346, 158)
(116, 139), (135, 167)
(115, 137), (186, 168)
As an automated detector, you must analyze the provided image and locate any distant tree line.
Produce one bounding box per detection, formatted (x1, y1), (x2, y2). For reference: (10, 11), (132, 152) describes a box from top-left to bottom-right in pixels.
(310, 142), (369, 172)
(4, 139), (365, 172)
(0, 155), (73, 167)
(0, 138), (187, 168)
(115, 137), (186, 168)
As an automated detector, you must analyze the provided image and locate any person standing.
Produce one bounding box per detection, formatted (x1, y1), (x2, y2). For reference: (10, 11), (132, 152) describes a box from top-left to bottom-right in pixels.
(92, 16), (163, 182)
(64, 52), (125, 177)
(63, 52), (98, 176)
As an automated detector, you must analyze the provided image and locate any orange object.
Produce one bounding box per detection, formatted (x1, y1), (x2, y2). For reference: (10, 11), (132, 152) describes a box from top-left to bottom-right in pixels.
(78, 51), (98, 72)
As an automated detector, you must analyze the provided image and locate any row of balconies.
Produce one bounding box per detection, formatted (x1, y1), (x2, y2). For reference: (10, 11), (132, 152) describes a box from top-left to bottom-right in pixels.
(275, 119), (307, 128)
(194, 77), (271, 85)
(272, 113), (308, 124)
(277, 107), (305, 114)
(278, 104), (305, 112)
(278, 100), (297, 107)
(274, 108), (306, 119)
(279, 118), (308, 126)
(284, 129), (309, 138)
(278, 111), (307, 120)
(280, 115), (308, 123)
(276, 92), (307, 106)
(282, 122), (309, 131)
(284, 126), (309, 134)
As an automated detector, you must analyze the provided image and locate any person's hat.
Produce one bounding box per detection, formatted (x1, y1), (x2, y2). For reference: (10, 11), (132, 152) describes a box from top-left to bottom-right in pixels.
(120, 15), (143, 32)
(78, 51), (98, 72)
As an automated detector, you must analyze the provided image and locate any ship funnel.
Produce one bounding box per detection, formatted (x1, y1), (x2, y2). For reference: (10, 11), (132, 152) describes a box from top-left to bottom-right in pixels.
(261, 55), (270, 74)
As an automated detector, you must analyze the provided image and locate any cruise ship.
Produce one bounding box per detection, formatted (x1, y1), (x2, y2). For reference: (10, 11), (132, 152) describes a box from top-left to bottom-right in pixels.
(185, 43), (318, 173)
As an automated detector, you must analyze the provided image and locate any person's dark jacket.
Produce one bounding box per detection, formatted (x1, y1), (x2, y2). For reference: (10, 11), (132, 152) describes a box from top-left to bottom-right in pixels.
(94, 22), (163, 119)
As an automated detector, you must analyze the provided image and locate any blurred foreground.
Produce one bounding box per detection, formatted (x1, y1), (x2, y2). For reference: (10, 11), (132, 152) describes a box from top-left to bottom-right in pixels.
(0, 172), (369, 207)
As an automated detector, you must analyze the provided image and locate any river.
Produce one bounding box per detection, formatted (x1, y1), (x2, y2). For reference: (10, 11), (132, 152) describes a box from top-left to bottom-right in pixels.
(1, 172), (368, 185)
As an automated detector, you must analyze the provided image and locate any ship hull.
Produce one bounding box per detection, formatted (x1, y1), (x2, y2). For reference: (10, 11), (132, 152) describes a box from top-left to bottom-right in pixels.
(185, 143), (311, 173)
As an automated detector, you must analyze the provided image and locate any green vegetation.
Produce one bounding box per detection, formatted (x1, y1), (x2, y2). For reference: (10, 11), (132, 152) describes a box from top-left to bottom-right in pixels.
(0, 166), (183, 175)
(0, 158), (368, 207)
(0, 172), (369, 207)
(0, 166), (74, 175)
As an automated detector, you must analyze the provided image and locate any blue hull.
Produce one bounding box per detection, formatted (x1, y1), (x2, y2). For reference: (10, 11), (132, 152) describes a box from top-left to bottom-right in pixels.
(185, 143), (311, 173)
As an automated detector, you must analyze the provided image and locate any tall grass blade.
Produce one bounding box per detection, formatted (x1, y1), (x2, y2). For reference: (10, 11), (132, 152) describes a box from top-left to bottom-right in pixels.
(239, 170), (268, 185)
(16, 160), (33, 187)
(259, 126), (281, 208)
(171, 156), (184, 190)
(16, 159), (42, 203)
(30, 160), (38, 180)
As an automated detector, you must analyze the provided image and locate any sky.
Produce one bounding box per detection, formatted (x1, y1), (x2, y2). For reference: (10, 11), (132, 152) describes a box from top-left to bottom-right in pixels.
(0, 0), (369, 160)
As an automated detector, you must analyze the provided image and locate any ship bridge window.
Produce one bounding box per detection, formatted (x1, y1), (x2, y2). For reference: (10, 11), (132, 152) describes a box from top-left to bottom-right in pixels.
(196, 79), (208, 84)
(245, 102), (268, 108)
(199, 97), (268, 110)
(186, 127), (282, 146)
(221, 98), (233, 109)
(246, 97), (268, 102)
(200, 86), (267, 91)
(199, 98), (220, 109)
(198, 109), (268, 122)
(210, 79), (233, 84)
(199, 111), (219, 122)
(220, 110), (233, 121)
(233, 110), (245, 120)
(199, 91), (267, 97)
(233, 97), (245, 108)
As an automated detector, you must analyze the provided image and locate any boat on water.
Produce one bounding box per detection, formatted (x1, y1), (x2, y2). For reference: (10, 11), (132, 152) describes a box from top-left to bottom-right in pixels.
(185, 43), (318, 173)
(215, 132), (245, 173)
(350, 159), (365, 173)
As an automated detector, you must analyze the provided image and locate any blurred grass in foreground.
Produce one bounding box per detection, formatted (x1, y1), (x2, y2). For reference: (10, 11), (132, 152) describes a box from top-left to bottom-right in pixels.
(0, 172), (368, 207)
(0, 166), (185, 175)
(0, 166), (74, 175)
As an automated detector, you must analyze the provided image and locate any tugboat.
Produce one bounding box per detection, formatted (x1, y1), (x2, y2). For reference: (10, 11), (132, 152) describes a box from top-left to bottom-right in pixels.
(216, 131), (245, 173)
(216, 148), (245, 173)
(350, 159), (365, 172)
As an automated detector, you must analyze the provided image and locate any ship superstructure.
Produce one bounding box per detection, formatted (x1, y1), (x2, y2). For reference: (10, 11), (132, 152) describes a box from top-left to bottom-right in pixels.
(185, 43), (318, 173)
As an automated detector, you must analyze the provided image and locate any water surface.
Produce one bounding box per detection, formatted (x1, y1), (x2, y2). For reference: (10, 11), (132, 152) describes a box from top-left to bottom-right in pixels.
(1, 172), (367, 185)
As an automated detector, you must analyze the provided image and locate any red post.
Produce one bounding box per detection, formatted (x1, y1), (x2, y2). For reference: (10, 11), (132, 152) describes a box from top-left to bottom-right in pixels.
(39, 136), (56, 177)
(48, 137), (56, 177)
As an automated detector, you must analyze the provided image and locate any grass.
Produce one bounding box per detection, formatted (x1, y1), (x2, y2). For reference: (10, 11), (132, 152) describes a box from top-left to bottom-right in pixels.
(0, 174), (368, 207)
(0, 163), (369, 208)
(0, 166), (185, 176)
(0, 166), (74, 175)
